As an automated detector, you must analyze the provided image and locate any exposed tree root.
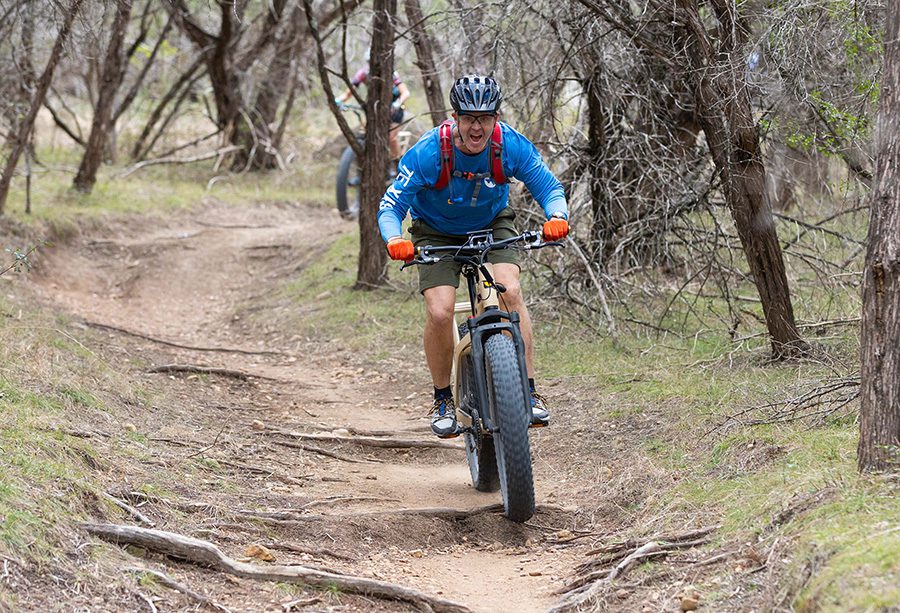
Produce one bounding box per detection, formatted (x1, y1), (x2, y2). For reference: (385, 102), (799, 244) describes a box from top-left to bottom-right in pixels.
(260, 541), (354, 562)
(267, 428), (464, 450)
(83, 321), (289, 357)
(272, 439), (381, 464)
(86, 523), (471, 613)
(148, 364), (280, 381)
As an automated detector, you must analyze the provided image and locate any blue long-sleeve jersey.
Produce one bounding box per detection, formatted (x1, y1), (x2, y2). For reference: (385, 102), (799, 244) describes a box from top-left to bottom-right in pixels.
(377, 122), (568, 242)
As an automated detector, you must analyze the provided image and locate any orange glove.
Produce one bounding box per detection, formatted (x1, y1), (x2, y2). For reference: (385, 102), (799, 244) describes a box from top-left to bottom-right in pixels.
(386, 237), (415, 261)
(542, 217), (569, 241)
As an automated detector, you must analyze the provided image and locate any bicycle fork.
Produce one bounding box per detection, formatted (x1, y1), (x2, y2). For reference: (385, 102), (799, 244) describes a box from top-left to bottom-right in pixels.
(454, 314), (531, 435)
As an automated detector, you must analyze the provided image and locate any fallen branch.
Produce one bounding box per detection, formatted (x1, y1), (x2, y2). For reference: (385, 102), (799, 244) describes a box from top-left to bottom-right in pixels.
(558, 526), (721, 598)
(268, 428), (464, 450)
(85, 523), (471, 612)
(118, 146), (243, 178)
(582, 525), (719, 560)
(148, 364), (280, 382)
(126, 566), (230, 612)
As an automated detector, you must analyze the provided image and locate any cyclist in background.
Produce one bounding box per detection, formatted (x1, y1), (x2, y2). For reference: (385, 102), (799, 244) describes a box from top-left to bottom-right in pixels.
(336, 60), (411, 163)
(377, 74), (569, 438)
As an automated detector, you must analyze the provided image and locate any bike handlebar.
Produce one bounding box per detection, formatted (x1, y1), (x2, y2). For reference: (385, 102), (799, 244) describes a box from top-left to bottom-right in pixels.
(401, 230), (564, 269)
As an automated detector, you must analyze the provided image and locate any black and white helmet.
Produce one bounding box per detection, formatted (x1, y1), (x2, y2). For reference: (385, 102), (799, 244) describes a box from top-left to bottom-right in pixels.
(449, 74), (502, 113)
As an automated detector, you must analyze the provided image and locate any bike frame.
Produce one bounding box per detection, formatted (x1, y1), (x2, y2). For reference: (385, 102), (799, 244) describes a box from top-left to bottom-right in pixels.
(406, 229), (560, 435)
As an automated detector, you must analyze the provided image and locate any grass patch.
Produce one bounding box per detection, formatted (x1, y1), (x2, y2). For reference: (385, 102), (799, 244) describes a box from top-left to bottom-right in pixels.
(281, 232), (422, 350)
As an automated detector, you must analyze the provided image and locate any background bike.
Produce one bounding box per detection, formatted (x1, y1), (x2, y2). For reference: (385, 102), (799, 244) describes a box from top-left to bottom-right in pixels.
(335, 104), (413, 220)
(404, 229), (562, 522)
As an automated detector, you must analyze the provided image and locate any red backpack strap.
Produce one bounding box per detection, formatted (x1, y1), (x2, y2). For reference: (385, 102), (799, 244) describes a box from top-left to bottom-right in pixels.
(434, 119), (455, 189)
(488, 122), (506, 185)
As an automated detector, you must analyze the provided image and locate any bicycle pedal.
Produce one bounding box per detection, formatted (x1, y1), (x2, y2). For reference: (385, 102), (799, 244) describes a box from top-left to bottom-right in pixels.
(529, 421), (549, 429)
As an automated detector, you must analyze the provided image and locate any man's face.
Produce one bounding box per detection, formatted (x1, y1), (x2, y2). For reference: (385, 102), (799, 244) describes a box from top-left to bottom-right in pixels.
(455, 112), (497, 153)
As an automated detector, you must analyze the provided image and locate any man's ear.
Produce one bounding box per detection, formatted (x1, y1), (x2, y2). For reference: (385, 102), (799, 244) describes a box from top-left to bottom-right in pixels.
(451, 112), (457, 122)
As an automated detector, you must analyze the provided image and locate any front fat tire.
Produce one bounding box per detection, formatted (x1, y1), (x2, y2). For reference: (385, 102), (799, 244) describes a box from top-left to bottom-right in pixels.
(484, 334), (535, 523)
(461, 355), (499, 492)
(335, 146), (360, 220)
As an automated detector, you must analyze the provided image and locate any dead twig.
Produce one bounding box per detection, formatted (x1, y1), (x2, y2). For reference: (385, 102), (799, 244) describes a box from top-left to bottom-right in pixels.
(607, 541), (664, 581)
(282, 597), (322, 611)
(117, 146), (243, 178)
(135, 591), (157, 613)
(87, 524), (471, 612)
(126, 567), (230, 612)
(100, 492), (155, 527)
(186, 424), (229, 459)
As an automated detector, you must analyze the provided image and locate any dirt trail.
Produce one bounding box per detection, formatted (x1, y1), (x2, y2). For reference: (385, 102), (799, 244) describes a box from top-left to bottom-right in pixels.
(31, 199), (581, 612)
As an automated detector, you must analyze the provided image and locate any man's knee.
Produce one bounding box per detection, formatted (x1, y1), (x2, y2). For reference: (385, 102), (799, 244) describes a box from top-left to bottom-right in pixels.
(493, 266), (524, 305)
(424, 287), (456, 327)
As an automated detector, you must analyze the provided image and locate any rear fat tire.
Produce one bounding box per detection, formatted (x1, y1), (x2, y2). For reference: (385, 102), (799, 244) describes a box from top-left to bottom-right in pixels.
(484, 334), (535, 522)
(336, 146), (360, 220)
(460, 355), (499, 492)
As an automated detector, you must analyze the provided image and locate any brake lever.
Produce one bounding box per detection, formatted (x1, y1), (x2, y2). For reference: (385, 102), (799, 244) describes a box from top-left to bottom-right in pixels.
(523, 239), (565, 250)
(400, 255), (439, 270)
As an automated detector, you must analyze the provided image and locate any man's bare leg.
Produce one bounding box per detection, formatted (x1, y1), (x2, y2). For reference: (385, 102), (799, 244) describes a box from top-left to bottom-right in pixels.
(422, 285), (456, 388)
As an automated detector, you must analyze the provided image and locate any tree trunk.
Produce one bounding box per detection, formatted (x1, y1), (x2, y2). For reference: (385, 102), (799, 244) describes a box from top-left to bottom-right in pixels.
(235, 2), (299, 170)
(448, 0), (490, 73)
(674, 0), (808, 359)
(130, 54), (205, 161)
(236, 0), (365, 170)
(73, 0), (134, 194)
(584, 64), (608, 255)
(166, 0), (243, 152)
(0, 0), (84, 214)
(404, 0), (445, 127)
(858, 2), (900, 473)
(356, 0), (396, 290)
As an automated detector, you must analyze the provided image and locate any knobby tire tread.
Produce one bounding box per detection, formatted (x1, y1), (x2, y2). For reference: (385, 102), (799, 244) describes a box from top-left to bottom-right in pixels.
(485, 334), (535, 522)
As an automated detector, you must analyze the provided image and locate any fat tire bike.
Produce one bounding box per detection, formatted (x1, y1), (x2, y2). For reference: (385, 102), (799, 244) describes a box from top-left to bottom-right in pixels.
(403, 229), (563, 523)
(335, 104), (412, 220)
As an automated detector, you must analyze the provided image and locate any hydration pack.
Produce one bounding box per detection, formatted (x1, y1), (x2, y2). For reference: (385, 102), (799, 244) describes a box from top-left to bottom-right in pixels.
(433, 119), (506, 191)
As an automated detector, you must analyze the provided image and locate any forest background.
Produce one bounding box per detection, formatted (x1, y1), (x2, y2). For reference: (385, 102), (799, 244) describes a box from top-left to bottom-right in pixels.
(0, 1), (897, 611)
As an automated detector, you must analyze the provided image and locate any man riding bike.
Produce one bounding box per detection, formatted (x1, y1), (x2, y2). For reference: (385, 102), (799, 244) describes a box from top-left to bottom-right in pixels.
(335, 58), (411, 163)
(377, 74), (569, 438)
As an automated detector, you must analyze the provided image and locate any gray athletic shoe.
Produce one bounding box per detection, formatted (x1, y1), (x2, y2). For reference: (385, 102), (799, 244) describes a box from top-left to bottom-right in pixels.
(530, 391), (550, 427)
(431, 396), (459, 438)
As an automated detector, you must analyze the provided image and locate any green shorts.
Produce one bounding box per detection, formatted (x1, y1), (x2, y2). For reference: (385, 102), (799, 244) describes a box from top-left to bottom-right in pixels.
(410, 208), (520, 294)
